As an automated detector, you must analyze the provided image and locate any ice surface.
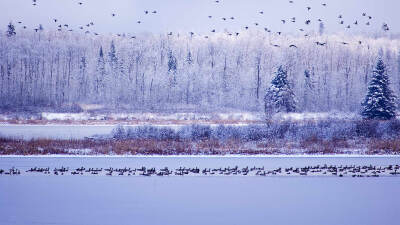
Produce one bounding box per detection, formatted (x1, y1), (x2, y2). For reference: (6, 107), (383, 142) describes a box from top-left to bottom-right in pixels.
(0, 124), (116, 140)
(0, 157), (399, 225)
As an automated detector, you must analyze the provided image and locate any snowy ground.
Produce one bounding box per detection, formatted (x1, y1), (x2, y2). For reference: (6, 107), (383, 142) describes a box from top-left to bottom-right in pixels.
(0, 156), (399, 225)
(0, 112), (362, 124)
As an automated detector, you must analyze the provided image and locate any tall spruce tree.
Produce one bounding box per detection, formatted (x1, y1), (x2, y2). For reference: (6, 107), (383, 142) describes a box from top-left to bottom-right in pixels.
(6, 22), (16, 37)
(361, 58), (397, 120)
(264, 66), (297, 117)
(303, 69), (314, 112)
(167, 50), (178, 86)
(95, 46), (106, 100)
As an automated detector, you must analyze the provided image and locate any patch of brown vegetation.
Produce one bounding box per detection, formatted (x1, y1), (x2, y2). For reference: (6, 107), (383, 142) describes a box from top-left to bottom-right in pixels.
(300, 136), (351, 154)
(367, 139), (400, 153)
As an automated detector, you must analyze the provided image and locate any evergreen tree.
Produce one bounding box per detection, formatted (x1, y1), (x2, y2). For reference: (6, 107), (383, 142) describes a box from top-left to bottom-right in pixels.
(186, 50), (193, 65)
(6, 22), (16, 37)
(319, 22), (325, 35)
(264, 66), (297, 117)
(168, 50), (177, 72)
(361, 58), (397, 120)
(78, 55), (87, 99)
(303, 69), (314, 111)
(107, 41), (119, 103)
(167, 50), (178, 86)
(95, 46), (106, 100)
(108, 40), (118, 66)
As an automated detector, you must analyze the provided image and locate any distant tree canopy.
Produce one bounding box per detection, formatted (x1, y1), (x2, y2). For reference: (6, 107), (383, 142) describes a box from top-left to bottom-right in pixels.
(361, 58), (397, 120)
(0, 29), (400, 113)
(264, 66), (297, 117)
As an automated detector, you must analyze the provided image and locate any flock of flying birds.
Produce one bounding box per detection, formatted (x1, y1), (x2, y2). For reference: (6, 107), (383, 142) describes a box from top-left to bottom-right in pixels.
(13, 0), (392, 48)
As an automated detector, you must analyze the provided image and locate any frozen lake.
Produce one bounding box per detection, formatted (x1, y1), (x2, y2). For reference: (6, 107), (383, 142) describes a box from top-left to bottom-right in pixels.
(0, 124), (118, 140)
(1, 156), (400, 225)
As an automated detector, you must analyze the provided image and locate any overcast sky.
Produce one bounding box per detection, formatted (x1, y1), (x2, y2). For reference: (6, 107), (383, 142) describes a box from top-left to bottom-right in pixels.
(0, 0), (399, 36)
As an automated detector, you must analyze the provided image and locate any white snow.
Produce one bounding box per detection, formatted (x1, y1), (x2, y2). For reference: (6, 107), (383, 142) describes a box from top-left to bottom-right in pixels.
(38, 112), (266, 122)
(272, 112), (361, 121)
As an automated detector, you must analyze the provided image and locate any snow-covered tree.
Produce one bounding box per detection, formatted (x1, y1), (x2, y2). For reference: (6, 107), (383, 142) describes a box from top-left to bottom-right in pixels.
(78, 55), (87, 100)
(6, 22), (16, 37)
(167, 50), (177, 87)
(361, 58), (397, 120)
(95, 46), (106, 101)
(264, 66), (297, 117)
(303, 69), (314, 112)
(319, 22), (325, 36)
(0, 30), (399, 112)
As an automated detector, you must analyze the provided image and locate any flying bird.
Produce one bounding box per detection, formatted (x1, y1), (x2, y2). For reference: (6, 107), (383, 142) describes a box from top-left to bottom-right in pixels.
(382, 23), (390, 31)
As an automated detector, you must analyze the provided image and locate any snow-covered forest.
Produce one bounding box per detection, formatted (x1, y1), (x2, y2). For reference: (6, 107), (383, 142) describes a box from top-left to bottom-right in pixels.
(1, 28), (400, 112)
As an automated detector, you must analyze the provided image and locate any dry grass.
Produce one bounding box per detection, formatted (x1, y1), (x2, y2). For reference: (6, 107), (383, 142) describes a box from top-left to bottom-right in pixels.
(1, 136), (399, 155)
(367, 139), (400, 153)
(300, 136), (351, 154)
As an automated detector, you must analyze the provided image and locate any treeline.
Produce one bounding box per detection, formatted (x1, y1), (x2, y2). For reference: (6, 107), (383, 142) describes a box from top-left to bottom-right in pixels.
(1, 28), (400, 112)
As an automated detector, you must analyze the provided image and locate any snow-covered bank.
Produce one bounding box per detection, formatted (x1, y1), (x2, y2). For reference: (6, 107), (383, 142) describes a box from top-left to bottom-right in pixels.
(0, 112), (368, 125)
